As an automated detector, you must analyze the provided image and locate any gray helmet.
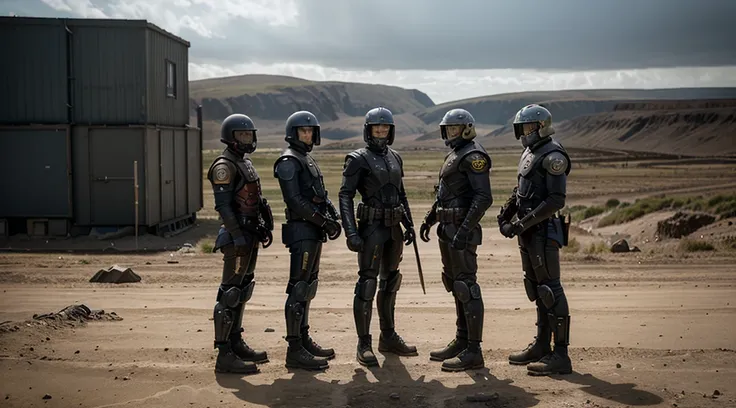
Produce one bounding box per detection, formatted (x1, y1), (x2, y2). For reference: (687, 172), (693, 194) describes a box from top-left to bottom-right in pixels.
(220, 113), (257, 154)
(513, 104), (555, 148)
(439, 108), (477, 147)
(363, 107), (395, 150)
(285, 110), (320, 152)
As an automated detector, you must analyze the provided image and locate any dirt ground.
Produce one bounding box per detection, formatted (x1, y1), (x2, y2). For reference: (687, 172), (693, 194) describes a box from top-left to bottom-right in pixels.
(1, 221), (735, 408)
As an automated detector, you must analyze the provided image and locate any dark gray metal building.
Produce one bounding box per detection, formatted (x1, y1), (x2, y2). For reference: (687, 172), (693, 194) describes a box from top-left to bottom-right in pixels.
(0, 17), (203, 238)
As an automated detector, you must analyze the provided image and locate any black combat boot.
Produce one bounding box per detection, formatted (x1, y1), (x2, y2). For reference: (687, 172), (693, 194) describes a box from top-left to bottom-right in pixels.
(301, 325), (335, 360)
(356, 334), (378, 367)
(440, 341), (485, 372)
(378, 330), (418, 356)
(527, 315), (572, 376)
(509, 307), (552, 365)
(215, 343), (259, 374)
(230, 331), (269, 364)
(429, 336), (468, 362)
(285, 339), (329, 371)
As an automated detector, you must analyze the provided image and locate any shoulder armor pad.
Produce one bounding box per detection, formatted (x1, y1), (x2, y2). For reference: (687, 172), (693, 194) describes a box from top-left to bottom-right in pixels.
(542, 151), (569, 176)
(463, 151), (491, 173)
(211, 160), (234, 185)
(274, 156), (300, 181)
(343, 151), (366, 177)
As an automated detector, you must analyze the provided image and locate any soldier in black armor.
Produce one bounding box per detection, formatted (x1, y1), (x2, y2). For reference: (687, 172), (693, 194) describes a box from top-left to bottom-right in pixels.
(419, 109), (493, 372)
(497, 104), (573, 376)
(338, 107), (419, 367)
(274, 110), (342, 371)
(207, 114), (274, 374)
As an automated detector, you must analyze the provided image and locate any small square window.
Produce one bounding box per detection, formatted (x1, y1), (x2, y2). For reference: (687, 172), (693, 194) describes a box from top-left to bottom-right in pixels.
(166, 60), (176, 98)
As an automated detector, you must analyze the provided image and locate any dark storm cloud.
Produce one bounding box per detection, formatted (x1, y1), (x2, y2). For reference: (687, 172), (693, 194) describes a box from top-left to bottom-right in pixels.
(190, 0), (736, 70)
(8, 0), (736, 71)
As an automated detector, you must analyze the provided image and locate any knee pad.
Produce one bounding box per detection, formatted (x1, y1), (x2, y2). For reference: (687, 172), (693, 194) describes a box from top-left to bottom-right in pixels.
(220, 286), (242, 308)
(306, 279), (319, 301)
(523, 276), (538, 302)
(441, 273), (453, 292)
(379, 272), (402, 293)
(354, 277), (377, 301)
(453, 281), (482, 304)
(240, 280), (255, 303)
(537, 284), (555, 308)
(291, 280), (311, 302)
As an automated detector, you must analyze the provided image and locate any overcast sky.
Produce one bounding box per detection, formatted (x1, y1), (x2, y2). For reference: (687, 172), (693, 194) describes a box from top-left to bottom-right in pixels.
(3, 0), (736, 103)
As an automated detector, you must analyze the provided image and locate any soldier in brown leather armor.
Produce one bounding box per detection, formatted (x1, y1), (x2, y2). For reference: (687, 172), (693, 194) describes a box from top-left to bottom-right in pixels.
(207, 114), (274, 375)
(420, 108), (493, 372)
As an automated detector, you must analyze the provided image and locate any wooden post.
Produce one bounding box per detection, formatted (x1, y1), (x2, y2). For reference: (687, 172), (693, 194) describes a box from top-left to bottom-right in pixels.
(134, 160), (139, 250)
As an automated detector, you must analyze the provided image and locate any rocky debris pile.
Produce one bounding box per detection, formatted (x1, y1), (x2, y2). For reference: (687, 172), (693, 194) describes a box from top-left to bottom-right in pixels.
(1, 304), (122, 333)
(89, 265), (141, 283)
(32, 304), (121, 323)
(611, 239), (641, 253)
(657, 212), (716, 239)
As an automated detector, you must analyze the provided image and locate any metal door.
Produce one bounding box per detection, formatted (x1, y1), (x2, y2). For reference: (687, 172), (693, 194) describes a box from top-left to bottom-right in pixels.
(89, 128), (142, 225)
(159, 129), (175, 221)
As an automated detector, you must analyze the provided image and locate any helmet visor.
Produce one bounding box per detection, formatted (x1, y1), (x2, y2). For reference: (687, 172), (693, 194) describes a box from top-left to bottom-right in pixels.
(371, 124), (391, 139)
(443, 124), (463, 140)
(514, 122), (540, 139)
(234, 130), (255, 144)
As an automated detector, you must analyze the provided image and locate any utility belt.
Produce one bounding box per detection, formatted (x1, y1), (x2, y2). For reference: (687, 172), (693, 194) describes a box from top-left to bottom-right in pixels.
(356, 203), (405, 227)
(436, 207), (469, 224)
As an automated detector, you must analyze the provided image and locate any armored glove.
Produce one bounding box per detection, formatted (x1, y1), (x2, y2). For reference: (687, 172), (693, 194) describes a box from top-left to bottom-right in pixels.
(403, 227), (416, 246)
(346, 234), (364, 252)
(324, 219), (342, 240)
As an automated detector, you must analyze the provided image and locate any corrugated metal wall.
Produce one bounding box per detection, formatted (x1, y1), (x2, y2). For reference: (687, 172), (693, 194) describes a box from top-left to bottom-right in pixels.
(72, 126), (201, 227)
(143, 127), (202, 226)
(0, 126), (72, 217)
(69, 24), (148, 125)
(71, 126), (146, 226)
(146, 29), (190, 126)
(0, 20), (68, 124)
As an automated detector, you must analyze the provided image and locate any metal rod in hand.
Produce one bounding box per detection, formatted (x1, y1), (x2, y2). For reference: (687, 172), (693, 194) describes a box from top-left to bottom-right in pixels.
(134, 160), (139, 250)
(412, 239), (426, 294)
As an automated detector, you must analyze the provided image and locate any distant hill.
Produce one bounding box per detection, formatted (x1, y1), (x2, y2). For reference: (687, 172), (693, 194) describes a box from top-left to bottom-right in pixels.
(485, 100), (736, 156)
(415, 88), (736, 126)
(190, 75), (736, 156)
(189, 74), (435, 125)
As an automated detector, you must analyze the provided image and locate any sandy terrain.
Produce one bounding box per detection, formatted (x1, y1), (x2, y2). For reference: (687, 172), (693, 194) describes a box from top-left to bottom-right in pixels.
(1, 222), (735, 408)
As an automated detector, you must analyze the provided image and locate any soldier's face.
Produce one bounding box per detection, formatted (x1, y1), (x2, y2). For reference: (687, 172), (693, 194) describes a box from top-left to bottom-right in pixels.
(233, 130), (254, 144)
(444, 125), (463, 140)
(371, 124), (391, 139)
(297, 127), (314, 144)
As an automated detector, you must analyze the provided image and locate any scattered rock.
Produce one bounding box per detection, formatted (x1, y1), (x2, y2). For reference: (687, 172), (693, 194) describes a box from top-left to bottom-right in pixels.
(657, 212), (716, 239)
(616, 363), (622, 368)
(264, 328), (275, 333)
(611, 239), (632, 253)
(713, 390), (721, 396)
(167, 260), (179, 264)
(89, 265), (141, 284)
(42, 394), (52, 400)
(389, 393), (400, 400)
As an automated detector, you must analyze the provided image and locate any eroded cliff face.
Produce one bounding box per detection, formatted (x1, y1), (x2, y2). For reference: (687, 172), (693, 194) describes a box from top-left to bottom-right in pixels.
(190, 82), (435, 123)
(484, 102), (736, 156)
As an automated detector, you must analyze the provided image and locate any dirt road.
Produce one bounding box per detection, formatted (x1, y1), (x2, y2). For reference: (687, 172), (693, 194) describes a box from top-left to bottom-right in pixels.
(1, 229), (735, 408)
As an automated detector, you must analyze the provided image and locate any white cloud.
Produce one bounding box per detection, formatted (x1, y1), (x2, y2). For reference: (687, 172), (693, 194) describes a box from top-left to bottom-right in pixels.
(188, 63), (736, 104)
(40, 0), (299, 38)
